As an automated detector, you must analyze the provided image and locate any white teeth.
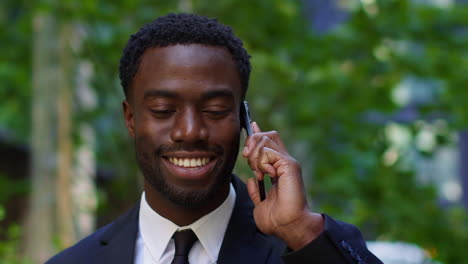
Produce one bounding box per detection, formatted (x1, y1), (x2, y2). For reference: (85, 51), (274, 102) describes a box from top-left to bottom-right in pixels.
(168, 157), (211, 167)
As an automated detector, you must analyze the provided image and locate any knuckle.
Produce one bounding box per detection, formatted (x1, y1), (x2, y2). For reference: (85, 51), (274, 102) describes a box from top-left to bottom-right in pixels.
(268, 130), (279, 139)
(289, 156), (298, 164)
(250, 133), (259, 140)
(284, 155), (298, 165)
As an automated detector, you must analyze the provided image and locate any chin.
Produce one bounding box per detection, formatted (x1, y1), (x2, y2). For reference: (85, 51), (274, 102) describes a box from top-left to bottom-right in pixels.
(147, 171), (232, 209)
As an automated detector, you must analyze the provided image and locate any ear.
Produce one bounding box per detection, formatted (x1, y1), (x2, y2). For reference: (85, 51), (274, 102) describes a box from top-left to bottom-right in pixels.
(123, 99), (135, 138)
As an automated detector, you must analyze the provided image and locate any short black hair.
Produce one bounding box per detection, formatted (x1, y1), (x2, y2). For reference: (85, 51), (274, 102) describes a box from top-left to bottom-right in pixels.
(119, 13), (251, 99)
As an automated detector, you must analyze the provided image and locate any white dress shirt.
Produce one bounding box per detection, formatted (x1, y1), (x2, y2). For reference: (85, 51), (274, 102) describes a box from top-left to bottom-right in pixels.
(134, 184), (236, 264)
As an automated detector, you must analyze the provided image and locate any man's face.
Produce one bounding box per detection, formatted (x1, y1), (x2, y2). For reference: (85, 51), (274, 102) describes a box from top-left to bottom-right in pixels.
(123, 44), (242, 208)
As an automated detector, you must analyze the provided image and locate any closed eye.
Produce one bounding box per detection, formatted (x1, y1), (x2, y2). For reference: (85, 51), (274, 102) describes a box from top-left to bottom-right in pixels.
(203, 109), (231, 119)
(150, 109), (175, 118)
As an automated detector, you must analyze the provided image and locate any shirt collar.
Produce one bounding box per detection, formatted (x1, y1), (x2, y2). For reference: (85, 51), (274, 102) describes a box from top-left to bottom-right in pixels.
(138, 183), (236, 263)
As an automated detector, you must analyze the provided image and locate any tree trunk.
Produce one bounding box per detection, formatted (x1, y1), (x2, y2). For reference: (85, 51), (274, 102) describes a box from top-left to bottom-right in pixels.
(23, 12), (58, 262)
(23, 12), (76, 263)
(56, 21), (76, 248)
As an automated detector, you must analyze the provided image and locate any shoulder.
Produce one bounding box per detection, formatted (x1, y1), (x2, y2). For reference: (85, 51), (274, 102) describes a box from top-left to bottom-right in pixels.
(282, 215), (383, 264)
(45, 203), (140, 264)
(45, 223), (113, 264)
(324, 215), (368, 248)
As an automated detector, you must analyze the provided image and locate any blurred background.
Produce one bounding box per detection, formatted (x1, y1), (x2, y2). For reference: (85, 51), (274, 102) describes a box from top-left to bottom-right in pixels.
(0, 0), (467, 263)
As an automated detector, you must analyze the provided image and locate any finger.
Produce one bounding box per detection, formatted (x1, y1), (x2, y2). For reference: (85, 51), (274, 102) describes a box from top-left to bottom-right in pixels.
(247, 177), (261, 206)
(243, 132), (287, 158)
(246, 135), (281, 173)
(253, 122), (288, 149)
(258, 147), (280, 177)
(260, 147), (303, 190)
(254, 169), (265, 181)
(245, 135), (271, 172)
(242, 122), (263, 158)
(252, 121), (262, 133)
(242, 131), (264, 157)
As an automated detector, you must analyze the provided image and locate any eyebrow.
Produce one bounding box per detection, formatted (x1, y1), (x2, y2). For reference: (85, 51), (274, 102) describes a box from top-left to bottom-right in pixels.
(200, 89), (235, 101)
(143, 90), (179, 100)
(143, 88), (235, 101)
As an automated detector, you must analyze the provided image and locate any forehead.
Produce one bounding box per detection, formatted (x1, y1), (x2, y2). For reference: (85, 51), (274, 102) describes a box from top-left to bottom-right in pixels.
(131, 44), (242, 101)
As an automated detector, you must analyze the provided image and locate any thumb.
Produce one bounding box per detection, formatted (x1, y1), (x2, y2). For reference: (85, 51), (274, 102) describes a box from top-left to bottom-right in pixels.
(247, 178), (261, 206)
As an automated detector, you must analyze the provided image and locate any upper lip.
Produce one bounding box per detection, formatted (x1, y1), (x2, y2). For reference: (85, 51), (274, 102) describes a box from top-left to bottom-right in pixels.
(162, 151), (217, 159)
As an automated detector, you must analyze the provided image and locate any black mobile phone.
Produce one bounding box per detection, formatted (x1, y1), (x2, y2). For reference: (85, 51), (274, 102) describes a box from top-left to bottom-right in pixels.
(241, 101), (266, 201)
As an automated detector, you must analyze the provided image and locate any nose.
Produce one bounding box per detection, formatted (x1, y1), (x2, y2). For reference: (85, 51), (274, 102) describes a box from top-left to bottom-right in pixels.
(170, 108), (209, 143)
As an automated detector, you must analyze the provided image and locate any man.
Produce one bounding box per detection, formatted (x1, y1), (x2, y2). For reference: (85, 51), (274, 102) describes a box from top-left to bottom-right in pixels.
(47, 13), (382, 263)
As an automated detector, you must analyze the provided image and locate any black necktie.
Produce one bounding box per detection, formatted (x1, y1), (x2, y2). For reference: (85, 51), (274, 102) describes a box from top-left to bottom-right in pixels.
(171, 229), (198, 264)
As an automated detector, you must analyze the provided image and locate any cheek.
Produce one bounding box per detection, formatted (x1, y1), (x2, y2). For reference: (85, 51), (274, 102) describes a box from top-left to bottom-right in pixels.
(210, 118), (241, 148)
(134, 114), (172, 142)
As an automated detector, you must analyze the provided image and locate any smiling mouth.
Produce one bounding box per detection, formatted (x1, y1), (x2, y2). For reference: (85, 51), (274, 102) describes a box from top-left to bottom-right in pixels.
(167, 157), (212, 168)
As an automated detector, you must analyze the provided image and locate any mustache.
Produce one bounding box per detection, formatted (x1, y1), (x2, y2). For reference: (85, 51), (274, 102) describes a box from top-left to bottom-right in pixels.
(154, 142), (224, 156)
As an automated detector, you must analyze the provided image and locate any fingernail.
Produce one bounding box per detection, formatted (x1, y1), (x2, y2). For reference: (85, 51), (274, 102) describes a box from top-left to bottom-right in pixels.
(243, 146), (249, 155)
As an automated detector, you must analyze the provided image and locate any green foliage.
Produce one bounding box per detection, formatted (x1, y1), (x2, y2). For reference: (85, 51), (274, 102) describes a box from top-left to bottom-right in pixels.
(0, 174), (29, 204)
(0, 174), (29, 263)
(0, 205), (30, 264)
(1, 0), (467, 263)
(0, 0), (33, 141)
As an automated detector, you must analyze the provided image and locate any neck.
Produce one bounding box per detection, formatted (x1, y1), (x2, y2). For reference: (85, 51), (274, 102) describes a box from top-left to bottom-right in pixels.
(143, 181), (230, 226)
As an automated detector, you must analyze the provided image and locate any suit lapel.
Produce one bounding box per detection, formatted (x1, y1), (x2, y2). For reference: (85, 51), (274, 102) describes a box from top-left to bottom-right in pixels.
(92, 203), (140, 264)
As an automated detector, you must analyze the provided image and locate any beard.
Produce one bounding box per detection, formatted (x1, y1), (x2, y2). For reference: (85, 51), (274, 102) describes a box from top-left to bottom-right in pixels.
(135, 137), (240, 209)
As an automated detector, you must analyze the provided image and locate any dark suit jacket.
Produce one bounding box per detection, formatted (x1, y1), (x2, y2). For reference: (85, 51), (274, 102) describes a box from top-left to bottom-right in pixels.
(46, 176), (382, 264)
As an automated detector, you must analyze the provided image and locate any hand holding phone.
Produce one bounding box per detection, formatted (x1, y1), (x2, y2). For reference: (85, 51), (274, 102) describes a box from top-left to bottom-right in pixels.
(241, 102), (324, 251)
